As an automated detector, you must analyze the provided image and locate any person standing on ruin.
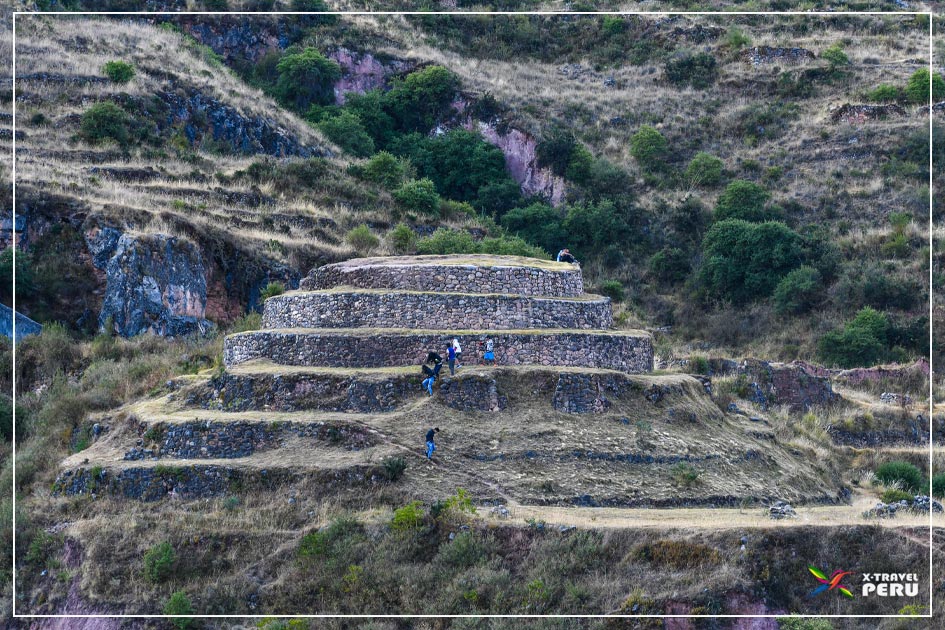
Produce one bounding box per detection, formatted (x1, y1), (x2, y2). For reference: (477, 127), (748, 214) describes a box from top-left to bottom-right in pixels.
(425, 427), (440, 460)
(483, 337), (495, 365)
(447, 343), (457, 376)
(452, 338), (463, 368)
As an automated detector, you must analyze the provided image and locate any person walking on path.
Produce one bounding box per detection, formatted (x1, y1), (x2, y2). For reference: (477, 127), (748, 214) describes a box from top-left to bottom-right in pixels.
(421, 363), (436, 396)
(447, 344), (457, 376)
(425, 427), (440, 460)
(483, 337), (495, 365)
(452, 338), (463, 369)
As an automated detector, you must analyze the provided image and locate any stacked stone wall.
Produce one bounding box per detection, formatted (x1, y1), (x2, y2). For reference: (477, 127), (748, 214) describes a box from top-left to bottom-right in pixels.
(224, 330), (653, 373)
(262, 291), (612, 330)
(301, 258), (584, 297)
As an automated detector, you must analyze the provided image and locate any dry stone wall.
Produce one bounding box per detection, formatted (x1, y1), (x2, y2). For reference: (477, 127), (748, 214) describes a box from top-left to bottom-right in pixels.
(224, 330), (653, 373)
(262, 291), (612, 330)
(301, 258), (584, 297)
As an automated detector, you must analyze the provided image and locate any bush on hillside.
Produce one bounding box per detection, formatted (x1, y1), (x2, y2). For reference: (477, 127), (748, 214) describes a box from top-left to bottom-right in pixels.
(685, 152), (724, 187)
(699, 219), (804, 304)
(274, 48), (341, 110)
(537, 127), (578, 177)
(391, 501), (425, 531)
(416, 229), (546, 259)
(664, 51), (717, 89)
(867, 84), (902, 102)
(820, 43), (849, 68)
(143, 541), (176, 583)
(393, 178), (440, 216)
(874, 461), (924, 494)
(344, 90), (396, 148)
(562, 200), (632, 261)
(818, 307), (890, 368)
(164, 591), (194, 630)
(346, 225), (379, 253)
(598, 280), (625, 303)
(648, 247), (690, 284)
(80, 102), (131, 145)
(500, 203), (567, 255)
(629, 125), (668, 172)
(317, 111), (375, 157)
(385, 65), (459, 132)
(906, 68), (945, 103)
(714, 180), (771, 222)
(773, 266), (822, 315)
(932, 473), (945, 499)
(361, 151), (413, 189)
(387, 223), (416, 255)
(260, 282), (284, 300)
(102, 60), (135, 84)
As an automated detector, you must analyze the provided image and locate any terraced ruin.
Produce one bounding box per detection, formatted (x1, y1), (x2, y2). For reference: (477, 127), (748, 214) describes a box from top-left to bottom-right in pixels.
(55, 255), (840, 508)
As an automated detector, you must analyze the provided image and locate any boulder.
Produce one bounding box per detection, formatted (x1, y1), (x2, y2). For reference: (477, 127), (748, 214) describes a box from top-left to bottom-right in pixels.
(739, 359), (838, 412)
(95, 233), (213, 337)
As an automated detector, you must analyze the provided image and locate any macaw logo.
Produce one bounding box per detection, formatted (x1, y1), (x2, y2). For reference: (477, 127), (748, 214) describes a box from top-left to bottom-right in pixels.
(808, 565), (855, 599)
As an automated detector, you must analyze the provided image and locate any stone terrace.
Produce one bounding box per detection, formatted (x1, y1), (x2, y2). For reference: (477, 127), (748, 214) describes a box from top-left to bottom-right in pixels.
(227, 254), (652, 373)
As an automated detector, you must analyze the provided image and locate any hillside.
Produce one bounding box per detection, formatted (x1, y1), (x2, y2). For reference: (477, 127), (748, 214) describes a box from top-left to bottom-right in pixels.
(2, 6), (944, 628)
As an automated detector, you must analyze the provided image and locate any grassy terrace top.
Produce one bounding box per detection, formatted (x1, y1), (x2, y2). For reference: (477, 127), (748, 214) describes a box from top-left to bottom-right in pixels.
(229, 327), (650, 337)
(274, 287), (605, 301)
(321, 254), (576, 272)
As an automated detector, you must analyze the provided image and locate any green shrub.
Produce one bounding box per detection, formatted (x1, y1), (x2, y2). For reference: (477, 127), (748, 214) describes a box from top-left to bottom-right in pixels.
(818, 307), (890, 368)
(501, 203), (567, 256)
(318, 111), (375, 158)
(230, 312), (261, 333)
(385, 65), (459, 132)
(416, 229), (478, 255)
(715, 180), (771, 222)
(297, 516), (362, 562)
(906, 68), (945, 103)
(689, 356), (710, 375)
(699, 219), (804, 304)
(260, 282), (284, 300)
(80, 102), (130, 145)
(102, 60), (135, 84)
(881, 489), (914, 504)
(438, 531), (485, 568)
(648, 247), (690, 284)
(143, 541), (176, 583)
(382, 456), (407, 482)
(164, 591), (194, 630)
(0, 395), (12, 442)
(274, 48), (341, 110)
(387, 223), (416, 255)
(361, 151), (413, 189)
(346, 225), (380, 253)
(820, 43), (849, 68)
(776, 619), (835, 630)
(477, 235), (547, 259)
(874, 461), (923, 494)
(670, 462), (700, 486)
(393, 178), (440, 216)
(685, 152), (724, 187)
(665, 51), (717, 89)
(773, 266), (822, 315)
(932, 473), (945, 498)
(598, 280), (625, 303)
(391, 501), (425, 531)
(724, 27), (750, 50)
(629, 125), (668, 172)
(867, 84), (901, 102)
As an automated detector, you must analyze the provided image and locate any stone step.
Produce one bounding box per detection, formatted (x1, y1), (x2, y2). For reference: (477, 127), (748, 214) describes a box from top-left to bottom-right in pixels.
(223, 328), (653, 373)
(262, 288), (612, 330)
(300, 254), (584, 297)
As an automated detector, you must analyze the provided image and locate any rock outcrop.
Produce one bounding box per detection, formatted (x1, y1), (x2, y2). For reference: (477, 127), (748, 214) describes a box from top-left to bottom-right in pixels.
(472, 121), (567, 207)
(741, 46), (815, 66)
(0, 303), (43, 343)
(329, 48), (419, 104)
(86, 230), (213, 337)
(831, 103), (907, 125)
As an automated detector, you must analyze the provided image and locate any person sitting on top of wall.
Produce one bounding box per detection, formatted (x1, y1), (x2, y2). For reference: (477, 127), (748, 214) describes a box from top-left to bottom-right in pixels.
(556, 248), (577, 264)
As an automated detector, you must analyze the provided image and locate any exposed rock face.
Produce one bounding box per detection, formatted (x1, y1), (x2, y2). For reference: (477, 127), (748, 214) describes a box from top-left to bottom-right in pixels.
(86, 230), (213, 337)
(153, 87), (325, 157)
(169, 14), (285, 64)
(831, 103), (906, 124)
(738, 359), (838, 412)
(302, 256), (584, 297)
(0, 304), (43, 343)
(741, 46), (815, 66)
(473, 121), (567, 207)
(835, 358), (929, 385)
(329, 48), (418, 104)
(263, 290), (612, 330)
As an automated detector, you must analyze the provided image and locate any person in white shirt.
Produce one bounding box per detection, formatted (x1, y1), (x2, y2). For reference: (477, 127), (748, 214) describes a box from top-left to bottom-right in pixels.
(452, 338), (462, 369)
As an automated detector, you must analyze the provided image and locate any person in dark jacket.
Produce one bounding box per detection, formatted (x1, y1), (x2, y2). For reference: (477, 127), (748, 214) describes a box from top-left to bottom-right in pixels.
(556, 248), (577, 264)
(425, 427), (440, 460)
(422, 352), (444, 395)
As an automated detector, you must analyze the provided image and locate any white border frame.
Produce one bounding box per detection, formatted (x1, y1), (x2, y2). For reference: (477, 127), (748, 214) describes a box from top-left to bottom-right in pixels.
(8, 7), (936, 622)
